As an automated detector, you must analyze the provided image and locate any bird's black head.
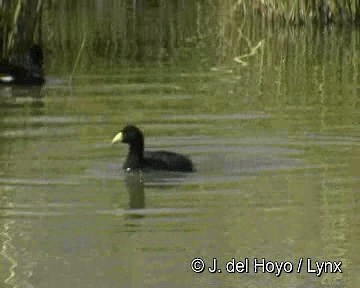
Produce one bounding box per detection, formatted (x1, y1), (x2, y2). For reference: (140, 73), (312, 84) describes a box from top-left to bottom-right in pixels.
(112, 124), (144, 147)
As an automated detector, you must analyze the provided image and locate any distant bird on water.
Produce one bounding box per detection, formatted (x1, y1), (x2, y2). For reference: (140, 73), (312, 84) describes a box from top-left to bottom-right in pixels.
(0, 44), (44, 86)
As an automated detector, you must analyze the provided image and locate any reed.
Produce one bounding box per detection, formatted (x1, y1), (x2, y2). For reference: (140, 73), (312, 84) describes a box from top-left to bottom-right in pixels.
(221, 0), (360, 25)
(0, 0), (43, 58)
(70, 31), (87, 81)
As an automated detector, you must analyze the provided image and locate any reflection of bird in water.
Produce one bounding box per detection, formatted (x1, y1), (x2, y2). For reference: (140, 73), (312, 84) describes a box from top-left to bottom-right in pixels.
(0, 45), (45, 86)
(112, 124), (194, 172)
(123, 169), (192, 212)
(124, 172), (145, 209)
(0, 85), (44, 108)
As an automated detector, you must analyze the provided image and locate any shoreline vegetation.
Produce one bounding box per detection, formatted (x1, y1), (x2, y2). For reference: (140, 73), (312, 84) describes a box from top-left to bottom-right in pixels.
(1, 0), (43, 58)
(1, 0), (359, 57)
(232, 0), (360, 26)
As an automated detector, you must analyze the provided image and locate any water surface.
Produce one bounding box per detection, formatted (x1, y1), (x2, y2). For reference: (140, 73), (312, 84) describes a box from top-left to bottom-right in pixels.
(0, 7), (359, 288)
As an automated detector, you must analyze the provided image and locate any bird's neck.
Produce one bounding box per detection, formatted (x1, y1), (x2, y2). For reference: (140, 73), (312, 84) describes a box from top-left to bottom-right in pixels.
(128, 142), (144, 163)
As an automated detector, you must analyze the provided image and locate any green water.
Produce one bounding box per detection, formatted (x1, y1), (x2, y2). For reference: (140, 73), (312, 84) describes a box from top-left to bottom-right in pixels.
(0, 3), (359, 288)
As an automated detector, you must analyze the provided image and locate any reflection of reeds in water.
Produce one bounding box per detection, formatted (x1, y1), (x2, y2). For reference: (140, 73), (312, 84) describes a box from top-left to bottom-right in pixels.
(1, 0), (43, 58)
(0, 219), (17, 287)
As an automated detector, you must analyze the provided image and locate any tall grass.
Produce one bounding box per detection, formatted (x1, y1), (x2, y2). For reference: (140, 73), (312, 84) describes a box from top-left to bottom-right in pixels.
(219, 0), (360, 26)
(0, 0), (43, 58)
(2, 0), (359, 59)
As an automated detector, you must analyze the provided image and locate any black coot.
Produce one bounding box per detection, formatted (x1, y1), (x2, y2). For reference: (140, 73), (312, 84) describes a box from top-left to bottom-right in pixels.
(0, 44), (44, 85)
(112, 124), (194, 172)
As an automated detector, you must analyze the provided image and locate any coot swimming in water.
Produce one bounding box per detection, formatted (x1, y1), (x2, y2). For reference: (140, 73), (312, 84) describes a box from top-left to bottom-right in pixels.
(0, 44), (44, 85)
(112, 124), (194, 172)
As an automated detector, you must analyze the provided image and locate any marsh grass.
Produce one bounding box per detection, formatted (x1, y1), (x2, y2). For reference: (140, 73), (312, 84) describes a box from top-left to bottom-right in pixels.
(227, 0), (360, 25)
(2, 0), (358, 58)
(0, 0), (43, 58)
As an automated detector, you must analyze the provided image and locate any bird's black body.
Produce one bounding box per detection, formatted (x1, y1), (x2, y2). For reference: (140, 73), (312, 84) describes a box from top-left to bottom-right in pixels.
(112, 125), (194, 172)
(0, 45), (44, 86)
